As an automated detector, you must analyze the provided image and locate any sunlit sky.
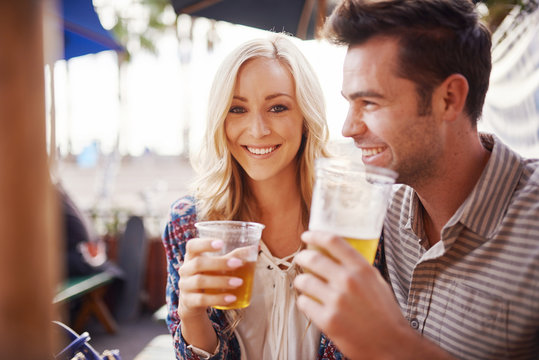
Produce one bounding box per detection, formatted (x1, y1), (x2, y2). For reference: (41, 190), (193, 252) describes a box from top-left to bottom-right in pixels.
(49, 6), (349, 157)
(47, 1), (539, 159)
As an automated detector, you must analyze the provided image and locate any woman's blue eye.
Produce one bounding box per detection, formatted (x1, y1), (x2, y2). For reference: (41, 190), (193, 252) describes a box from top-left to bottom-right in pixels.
(271, 104), (288, 113)
(229, 106), (246, 114)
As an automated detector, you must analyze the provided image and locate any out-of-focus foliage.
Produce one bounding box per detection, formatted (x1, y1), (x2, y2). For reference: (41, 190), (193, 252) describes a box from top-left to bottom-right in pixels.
(478, 0), (538, 33)
(95, 0), (177, 61)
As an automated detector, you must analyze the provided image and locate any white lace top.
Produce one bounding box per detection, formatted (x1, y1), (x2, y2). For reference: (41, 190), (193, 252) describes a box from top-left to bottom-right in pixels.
(234, 241), (320, 360)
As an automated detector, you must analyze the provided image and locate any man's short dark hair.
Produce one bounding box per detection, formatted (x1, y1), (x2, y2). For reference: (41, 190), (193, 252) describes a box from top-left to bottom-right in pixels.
(325, 0), (492, 124)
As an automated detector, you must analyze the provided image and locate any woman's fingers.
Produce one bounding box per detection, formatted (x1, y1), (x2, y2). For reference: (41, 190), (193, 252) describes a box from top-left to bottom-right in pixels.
(184, 237), (224, 261)
(180, 291), (238, 310)
(180, 273), (243, 293)
(179, 272), (244, 314)
(180, 253), (243, 278)
(179, 238), (247, 311)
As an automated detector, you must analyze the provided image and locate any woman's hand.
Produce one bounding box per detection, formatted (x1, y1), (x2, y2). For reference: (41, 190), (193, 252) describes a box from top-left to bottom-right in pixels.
(178, 237), (244, 320)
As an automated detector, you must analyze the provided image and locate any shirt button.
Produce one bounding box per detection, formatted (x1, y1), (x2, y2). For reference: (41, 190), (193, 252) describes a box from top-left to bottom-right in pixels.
(410, 318), (419, 329)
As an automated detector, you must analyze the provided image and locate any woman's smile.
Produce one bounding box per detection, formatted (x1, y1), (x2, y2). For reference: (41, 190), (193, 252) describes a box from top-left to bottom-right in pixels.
(244, 145), (280, 156)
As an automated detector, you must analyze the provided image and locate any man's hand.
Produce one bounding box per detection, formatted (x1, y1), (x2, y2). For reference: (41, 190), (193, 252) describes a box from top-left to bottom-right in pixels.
(293, 231), (453, 359)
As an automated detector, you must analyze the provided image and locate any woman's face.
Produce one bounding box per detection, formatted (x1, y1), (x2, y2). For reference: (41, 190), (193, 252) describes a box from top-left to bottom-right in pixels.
(225, 57), (304, 184)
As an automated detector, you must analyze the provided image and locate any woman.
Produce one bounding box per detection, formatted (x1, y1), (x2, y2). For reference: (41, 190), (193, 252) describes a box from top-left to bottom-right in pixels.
(162, 33), (343, 359)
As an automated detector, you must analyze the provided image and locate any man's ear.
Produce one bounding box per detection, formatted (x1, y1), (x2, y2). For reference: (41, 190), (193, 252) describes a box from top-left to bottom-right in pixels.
(434, 74), (469, 122)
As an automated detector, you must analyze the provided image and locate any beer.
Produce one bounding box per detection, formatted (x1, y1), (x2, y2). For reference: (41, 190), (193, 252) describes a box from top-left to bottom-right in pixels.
(344, 237), (379, 264)
(307, 237), (379, 264)
(205, 261), (257, 310)
(195, 221), (264, 310)
(308, 158), (396, 267)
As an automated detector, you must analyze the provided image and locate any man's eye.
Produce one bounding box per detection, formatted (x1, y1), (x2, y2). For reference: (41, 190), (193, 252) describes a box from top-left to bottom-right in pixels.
(270, 104), (288, 113)
(363, 100), (377, 109)
(229, 106), (246, 114)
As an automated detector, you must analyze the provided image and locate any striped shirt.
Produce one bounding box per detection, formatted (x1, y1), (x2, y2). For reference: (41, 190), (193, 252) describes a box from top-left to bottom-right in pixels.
(383, 134), (539, 360)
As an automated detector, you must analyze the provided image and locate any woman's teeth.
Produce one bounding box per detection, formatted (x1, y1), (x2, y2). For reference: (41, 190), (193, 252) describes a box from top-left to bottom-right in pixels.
(247, 146), (277, 155)
(246, 146), (278, 155)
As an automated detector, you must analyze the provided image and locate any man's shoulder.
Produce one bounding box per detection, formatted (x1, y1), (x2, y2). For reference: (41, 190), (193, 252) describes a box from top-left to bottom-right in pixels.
(512, 158), (539, 211)
(522, 157), (539, 183)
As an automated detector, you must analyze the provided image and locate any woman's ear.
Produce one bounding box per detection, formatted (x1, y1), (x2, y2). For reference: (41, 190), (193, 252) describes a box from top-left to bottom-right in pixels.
(433, 73), (469, 122)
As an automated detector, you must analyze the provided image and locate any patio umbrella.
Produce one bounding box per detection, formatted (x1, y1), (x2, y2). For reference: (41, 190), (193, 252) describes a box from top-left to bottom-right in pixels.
(170, 0), (338, 40)
(62, 0), (123, 59)
(49, 0), (123, 173)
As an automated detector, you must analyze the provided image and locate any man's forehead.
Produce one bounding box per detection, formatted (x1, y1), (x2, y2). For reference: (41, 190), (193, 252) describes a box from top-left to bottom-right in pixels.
(345, 37), (399, 62)
(343, 39), (401, 84)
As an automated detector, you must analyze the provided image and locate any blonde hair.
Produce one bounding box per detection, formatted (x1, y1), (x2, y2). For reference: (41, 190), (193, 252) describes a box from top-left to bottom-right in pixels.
(191, 33), (329, 228)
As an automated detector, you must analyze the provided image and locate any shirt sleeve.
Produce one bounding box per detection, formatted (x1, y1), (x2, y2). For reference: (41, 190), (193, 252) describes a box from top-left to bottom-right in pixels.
(161, 196), (240, 360)
(187, 339), (220, 359)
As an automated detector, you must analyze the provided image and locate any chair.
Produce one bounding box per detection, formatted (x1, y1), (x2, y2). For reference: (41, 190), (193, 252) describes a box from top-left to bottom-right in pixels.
(114, 216), (148, 322)
(54, 271), (119, 334)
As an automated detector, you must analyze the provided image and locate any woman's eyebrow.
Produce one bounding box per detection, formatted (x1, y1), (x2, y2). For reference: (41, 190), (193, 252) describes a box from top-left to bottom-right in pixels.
(232, 95), (248, 102)
(266, 93), (293, 101)
(233, 93), (293, 102)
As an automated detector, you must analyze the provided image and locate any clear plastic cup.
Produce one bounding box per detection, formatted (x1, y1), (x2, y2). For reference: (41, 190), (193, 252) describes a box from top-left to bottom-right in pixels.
(195, 220), (264, 309)
(309, 158), (397, 264)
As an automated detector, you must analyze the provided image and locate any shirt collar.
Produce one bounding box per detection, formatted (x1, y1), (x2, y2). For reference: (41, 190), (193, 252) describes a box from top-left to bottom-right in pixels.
(404, 133), (524, 242)
(451, 133), (524, 238)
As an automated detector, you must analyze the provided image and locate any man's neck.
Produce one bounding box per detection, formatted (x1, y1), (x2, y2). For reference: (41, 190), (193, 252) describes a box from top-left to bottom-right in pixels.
(415, 132), (491, 246)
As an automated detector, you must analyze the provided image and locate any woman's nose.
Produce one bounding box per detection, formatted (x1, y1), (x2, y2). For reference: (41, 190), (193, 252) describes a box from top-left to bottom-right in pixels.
(341, 108), (367, 138)
(248, 113), (271, 138)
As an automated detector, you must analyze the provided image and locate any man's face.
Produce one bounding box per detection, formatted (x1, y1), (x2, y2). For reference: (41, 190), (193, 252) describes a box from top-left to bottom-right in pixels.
(341, 36), (443, 186)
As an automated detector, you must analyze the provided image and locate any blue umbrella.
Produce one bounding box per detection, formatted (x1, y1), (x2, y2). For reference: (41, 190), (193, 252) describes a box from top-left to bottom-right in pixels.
(171, 0), (337, 40)
(62, 0), (123, 59)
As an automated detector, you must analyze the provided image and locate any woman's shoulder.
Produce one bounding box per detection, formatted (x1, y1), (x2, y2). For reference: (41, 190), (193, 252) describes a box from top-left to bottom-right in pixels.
(169, 195), (197, 219)
(164, 196), (198, 246)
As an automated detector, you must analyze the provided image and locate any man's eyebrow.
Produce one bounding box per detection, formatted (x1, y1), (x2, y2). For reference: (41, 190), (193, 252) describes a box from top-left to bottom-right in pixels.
(341, 90), (385, 100)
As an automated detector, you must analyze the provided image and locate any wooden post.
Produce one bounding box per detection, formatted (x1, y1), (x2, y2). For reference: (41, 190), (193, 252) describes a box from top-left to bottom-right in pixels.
(0, 0), (60, 358)
(316, 0), (327, 39)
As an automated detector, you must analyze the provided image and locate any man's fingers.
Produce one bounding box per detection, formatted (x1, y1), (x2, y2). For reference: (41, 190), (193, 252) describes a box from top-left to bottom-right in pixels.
(295, 290), (330, 331)
(295, 249), (341, 282)
(294, 272), (333, 304)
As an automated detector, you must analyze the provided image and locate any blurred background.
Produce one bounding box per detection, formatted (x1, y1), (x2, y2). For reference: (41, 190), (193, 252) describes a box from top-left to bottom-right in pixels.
(1, 0), (537, 358)
(50, 1), (350, 235)
(50, 0), (539, 226)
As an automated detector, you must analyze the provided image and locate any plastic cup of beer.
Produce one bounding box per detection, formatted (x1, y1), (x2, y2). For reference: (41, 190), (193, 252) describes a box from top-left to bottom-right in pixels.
(195, 220), (264, 310)
(309, 157), (397, 264)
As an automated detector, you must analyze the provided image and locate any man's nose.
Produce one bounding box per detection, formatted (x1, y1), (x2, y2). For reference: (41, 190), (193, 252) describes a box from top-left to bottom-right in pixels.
(342, 108), (367, 138)
(248, 113), (271, 138)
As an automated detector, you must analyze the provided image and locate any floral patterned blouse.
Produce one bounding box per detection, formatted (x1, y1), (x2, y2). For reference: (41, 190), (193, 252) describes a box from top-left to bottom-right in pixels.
(161, 196), (349, 360)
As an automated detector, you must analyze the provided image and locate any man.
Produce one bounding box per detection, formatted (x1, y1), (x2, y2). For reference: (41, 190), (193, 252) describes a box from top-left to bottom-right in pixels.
(293, 0), (539, 359)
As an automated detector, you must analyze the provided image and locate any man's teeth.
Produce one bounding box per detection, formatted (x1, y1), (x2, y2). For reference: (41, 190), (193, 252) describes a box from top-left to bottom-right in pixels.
(362, 147), (384, 156)
(247, 146), (277, 155)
